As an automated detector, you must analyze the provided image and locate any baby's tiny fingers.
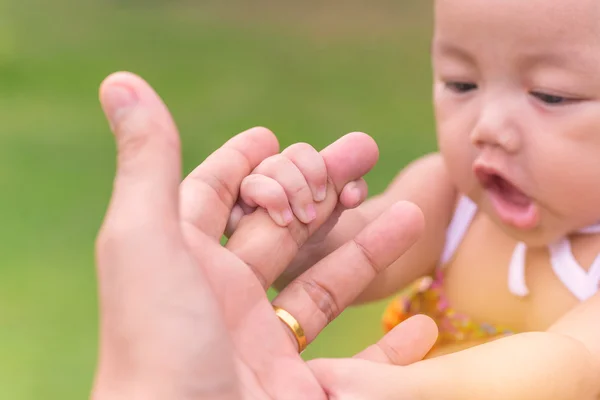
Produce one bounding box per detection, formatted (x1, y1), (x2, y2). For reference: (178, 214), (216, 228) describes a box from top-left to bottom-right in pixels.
(254, 155), (317, 224)
(353, 314), (438, 365)
(240, 175), (294, 227)
(282, 143), (328, 202)
(339, 178), (368, 209)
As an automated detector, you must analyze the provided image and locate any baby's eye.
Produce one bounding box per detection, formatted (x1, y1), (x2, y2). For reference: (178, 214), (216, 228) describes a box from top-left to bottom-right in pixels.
(530, 91), (573, 105)
(445, 82), (477, 93)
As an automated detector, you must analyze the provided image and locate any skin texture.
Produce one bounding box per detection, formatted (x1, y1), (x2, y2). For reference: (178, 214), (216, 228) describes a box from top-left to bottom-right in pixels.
(236, 0), (600, 398)
(433, 0), (600, 247)
(90, 72), (439, 400)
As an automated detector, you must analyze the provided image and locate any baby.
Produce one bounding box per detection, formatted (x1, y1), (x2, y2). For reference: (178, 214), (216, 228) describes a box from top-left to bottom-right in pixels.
(229, 0), (600, 398)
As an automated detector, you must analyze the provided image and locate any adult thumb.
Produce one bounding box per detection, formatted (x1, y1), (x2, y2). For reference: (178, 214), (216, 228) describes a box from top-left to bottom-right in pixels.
(99, 72), (181, 227)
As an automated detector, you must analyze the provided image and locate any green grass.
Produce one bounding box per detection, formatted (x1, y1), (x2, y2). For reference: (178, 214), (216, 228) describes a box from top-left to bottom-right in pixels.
(0, 1), (438, 398)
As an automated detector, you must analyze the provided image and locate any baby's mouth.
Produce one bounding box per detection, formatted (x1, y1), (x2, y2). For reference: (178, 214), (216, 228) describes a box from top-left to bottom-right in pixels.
(478, 171), (530, 206)
(474, 166), (539, 230)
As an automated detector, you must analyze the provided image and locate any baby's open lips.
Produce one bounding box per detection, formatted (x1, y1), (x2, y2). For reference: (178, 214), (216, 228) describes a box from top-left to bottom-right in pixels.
(475, 169), (531, 207)
(473, 164), (539, 230)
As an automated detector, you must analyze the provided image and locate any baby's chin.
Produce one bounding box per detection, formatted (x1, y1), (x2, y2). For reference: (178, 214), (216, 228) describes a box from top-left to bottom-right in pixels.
(468, 187), (600, 246)
(496, 222), (557, 248)
(460, 187), (573, 246)
(477, 199), (563, 248)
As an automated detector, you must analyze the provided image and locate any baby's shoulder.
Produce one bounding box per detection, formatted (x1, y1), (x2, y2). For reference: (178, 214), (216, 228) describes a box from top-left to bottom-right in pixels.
(385, 152), (457, 211)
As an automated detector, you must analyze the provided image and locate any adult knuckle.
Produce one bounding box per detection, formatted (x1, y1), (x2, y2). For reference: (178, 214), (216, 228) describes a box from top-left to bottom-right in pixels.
(378, 341), (404, 365)
(196, 169), (238, 207)
(288, 278), (340, 323)
(183, 146), (254, 219)
(244, 260), (269, 289)
(116, 118), (180, 169)
(115, 129), (149, 168)
(351, 238), (382, 274)
(226, 145), (253, 176)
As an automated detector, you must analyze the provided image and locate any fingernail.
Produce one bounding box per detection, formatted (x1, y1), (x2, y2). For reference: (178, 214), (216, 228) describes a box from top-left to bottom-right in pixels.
(103, 85), (138, 124)
(282, 209), (294, 225)
(315, 185), (327, 202)
(305, 204), (317, 222)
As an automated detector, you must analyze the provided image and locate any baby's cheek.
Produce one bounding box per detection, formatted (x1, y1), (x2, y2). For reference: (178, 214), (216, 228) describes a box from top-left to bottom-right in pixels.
(537, 152), (600, 225)
(562, 170), (600, 221)
(438, 134), (473, 186)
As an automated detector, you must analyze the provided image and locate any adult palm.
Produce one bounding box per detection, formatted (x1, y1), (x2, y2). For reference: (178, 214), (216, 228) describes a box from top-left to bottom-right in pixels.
(92, 72), (437, 400)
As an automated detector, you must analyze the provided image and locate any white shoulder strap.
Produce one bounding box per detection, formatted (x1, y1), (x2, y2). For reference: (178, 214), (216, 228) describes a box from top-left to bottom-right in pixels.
(439, 196), (477, 266)
(508, 242), (529, 297)
(508, 223), (600, 300)
(548, 239), (600, 302)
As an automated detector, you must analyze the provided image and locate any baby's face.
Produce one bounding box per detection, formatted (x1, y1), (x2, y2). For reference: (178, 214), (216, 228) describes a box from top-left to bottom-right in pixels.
(432, 0), (600, 246)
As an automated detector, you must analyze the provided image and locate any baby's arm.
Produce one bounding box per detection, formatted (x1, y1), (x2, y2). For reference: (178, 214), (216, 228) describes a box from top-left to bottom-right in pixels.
(385, 294), (600, 399)
(346, 153), (457, 303)
(284, 153), (457, 303)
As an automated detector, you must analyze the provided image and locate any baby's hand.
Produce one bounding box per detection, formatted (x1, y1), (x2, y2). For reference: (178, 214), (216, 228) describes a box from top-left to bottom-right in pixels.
(227, 142), (367, 233)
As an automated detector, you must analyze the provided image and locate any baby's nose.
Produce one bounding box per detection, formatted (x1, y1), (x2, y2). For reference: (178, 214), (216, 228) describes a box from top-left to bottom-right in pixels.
(470, 110), (521, 153)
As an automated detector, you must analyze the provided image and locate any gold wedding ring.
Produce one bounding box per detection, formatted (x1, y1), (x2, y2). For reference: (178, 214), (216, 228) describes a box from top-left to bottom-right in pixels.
(273, 305), (307, 353)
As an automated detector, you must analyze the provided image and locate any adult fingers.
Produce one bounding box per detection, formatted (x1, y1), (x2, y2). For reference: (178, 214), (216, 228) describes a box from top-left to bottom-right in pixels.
(179, 127), (279, 241)
(226, 132), (379, 289)
(94, 72), (241, 399)
(271, 201), (424, 346)
(97, 71), (182, 234)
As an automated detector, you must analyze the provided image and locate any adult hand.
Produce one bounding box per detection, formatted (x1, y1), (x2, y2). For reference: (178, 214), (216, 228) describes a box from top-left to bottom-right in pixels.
(91, 72), (437, 400)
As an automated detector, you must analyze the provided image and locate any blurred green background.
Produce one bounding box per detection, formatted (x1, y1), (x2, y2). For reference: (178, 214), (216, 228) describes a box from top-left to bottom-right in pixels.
(0, 1), (437, 398)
